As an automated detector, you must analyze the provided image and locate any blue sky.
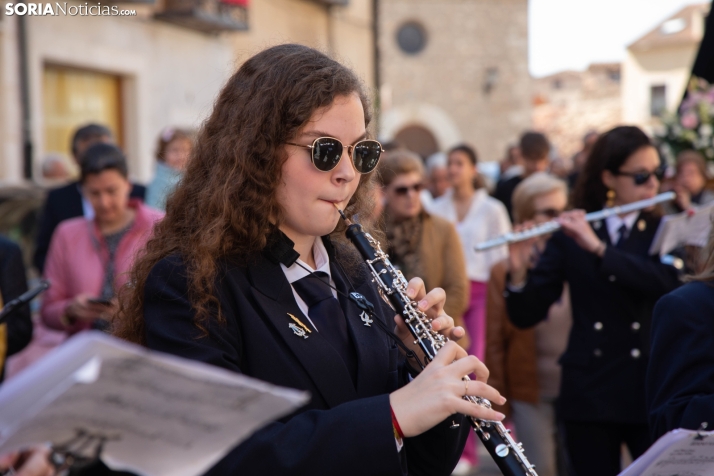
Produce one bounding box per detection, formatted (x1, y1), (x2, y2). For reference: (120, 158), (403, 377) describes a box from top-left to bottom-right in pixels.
(529, 0), (705, 77)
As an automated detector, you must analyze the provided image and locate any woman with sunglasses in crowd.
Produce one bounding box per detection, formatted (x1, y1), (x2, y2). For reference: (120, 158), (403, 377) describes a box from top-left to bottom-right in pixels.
(428, 143), (511, 474)
(113, 44), (505, 476)
(505, 126), (681, 476)
(377, 149), (470, 349)
(485, 172), (572, 476)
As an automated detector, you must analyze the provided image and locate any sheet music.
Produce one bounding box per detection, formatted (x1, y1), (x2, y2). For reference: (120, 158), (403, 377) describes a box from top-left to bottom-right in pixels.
(0, 332), (309, 476)
(648, 202), (714, 256)
(619, 429), (714, 476)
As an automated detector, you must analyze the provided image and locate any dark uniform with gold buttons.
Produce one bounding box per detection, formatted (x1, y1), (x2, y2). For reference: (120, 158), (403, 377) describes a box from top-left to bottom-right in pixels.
(505, 212), (681, 475)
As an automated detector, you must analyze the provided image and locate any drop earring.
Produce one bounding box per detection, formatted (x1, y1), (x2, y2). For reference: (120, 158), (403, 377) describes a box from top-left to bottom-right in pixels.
(606, 189), (616, 208)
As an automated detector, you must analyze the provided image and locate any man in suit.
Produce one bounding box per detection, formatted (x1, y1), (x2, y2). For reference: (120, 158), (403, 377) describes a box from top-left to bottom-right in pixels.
(33, 124), (146, 272)
(493, 132), (551, 222)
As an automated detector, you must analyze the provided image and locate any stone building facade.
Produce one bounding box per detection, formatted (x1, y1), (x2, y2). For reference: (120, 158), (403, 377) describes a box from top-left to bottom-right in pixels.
(533, 63), (622, 159)
(377, 0), (531, 162)
(0, 0), (374, 184)
(622, 3), (709, 133)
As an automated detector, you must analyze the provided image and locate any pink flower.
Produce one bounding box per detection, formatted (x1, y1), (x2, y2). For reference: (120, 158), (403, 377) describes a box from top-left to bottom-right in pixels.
(681, 112), (699, 130)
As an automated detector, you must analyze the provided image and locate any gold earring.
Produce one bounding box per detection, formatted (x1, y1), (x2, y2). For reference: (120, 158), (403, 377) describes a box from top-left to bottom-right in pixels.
(606, 189), (616, 208)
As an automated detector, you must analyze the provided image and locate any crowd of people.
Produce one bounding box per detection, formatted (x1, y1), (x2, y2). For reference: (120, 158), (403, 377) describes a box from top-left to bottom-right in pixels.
(0, 44), (713, 476)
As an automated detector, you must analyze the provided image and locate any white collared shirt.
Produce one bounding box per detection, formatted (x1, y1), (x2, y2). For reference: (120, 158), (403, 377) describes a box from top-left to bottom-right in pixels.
(78, 184), (95, 220)
(281, 237), (405, 451)
(280, 238), (337, 331)
(605, 211), (639, 245)
(427, 188), (512, 282)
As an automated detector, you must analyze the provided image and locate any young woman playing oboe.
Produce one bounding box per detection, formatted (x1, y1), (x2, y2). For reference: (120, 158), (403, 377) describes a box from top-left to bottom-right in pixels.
(505, 126), (681, 476)
(113, 44), (505, 476)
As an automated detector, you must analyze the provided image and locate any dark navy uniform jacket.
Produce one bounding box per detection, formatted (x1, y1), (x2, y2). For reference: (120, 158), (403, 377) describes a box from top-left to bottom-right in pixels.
(647, 280), (714, 439)
(505, 212), (681, 423)
(142, 232), (469, 476)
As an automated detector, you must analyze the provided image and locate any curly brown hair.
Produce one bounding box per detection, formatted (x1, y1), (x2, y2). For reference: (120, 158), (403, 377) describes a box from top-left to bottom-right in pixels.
(114, 44), (376, 345)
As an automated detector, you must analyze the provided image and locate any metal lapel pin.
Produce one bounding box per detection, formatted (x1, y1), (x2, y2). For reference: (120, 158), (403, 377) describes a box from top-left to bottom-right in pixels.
(287, 313), (312, 339)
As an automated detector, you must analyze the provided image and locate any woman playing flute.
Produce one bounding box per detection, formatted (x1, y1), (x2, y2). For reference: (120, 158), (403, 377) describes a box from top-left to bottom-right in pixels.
(505, 126), (681, 476)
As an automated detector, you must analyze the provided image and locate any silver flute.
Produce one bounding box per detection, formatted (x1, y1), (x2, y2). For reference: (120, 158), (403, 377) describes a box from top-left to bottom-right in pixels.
(475, 191), (676, 251)
(339, 210), (538, 476)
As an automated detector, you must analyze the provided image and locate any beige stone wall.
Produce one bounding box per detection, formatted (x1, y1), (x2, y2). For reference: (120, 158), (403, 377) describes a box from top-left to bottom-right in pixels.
(533, 65), (622, 159)
(0, 0), (375, 184)
(378, 0), (531, 162)
(231, 0), (375, 91)
(0, 15), (24, 183)
(331, 0), (375, 91)
(0, 3), (236, 183)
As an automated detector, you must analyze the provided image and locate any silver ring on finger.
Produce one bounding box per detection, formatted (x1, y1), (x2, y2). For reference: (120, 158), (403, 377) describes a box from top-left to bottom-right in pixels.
(463, 379), (469, 397)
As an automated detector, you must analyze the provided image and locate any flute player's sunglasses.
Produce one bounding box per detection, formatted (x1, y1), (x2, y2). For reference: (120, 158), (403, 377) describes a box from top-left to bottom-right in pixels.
(614, 165), (666, 186)
(286, 137), (383, 174)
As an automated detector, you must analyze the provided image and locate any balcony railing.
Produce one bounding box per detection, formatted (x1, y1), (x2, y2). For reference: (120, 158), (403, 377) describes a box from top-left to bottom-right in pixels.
(155, 0), (248, 33)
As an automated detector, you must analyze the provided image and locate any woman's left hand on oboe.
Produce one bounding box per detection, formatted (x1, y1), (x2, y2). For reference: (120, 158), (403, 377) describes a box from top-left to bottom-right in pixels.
(393, 277), (466, 361)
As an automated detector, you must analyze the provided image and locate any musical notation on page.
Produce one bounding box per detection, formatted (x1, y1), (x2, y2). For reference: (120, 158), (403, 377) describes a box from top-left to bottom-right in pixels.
(0, 332), (309, 476)
(619, 427), (714, 476)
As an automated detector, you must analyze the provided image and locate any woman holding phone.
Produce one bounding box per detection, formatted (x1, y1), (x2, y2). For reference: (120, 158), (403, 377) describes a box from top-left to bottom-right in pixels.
(41, 144), (163, 335)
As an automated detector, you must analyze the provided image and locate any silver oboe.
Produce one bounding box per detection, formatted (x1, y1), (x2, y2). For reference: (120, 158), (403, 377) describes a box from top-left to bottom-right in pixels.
(475, 191), (676, 251)
(337, 208), (538, 476)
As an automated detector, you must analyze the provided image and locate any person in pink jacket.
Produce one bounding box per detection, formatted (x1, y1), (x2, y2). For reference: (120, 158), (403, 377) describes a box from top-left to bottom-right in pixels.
(41, 143), (163, 335)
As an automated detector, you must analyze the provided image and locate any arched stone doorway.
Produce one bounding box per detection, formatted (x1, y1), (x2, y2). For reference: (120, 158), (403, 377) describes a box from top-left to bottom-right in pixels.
(394, 125), (438, 159)
(379, 102), (461, 156)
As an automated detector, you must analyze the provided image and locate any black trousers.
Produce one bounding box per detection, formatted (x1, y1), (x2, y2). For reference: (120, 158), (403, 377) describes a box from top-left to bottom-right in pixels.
(563, 421), (650, 476)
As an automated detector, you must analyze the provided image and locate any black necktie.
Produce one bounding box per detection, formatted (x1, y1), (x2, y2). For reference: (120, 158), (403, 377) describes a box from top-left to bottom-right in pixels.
(615, 223), (628, 248)
(292, 272), (357, 383)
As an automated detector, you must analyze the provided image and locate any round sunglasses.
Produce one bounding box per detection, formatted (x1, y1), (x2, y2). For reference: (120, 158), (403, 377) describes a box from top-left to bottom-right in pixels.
(614, 165), (666, 186)
(286, 137), (383, 174)
(393, 183), (425, 196)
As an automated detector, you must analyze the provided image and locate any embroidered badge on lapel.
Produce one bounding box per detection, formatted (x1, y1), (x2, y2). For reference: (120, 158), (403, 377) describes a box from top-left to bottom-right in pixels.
(360, 310), (373, 327)
(593, 220), (602, 230)
(289, 323), (309, 339)
(287, 313), (312, 339)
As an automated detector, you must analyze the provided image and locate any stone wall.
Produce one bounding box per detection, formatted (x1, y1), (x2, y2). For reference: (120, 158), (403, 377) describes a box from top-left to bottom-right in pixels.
(0, 0), (375, 183)
(232, 0), (375, 90)
(533, 64), (622, 159)
(378, 0), (531, 162)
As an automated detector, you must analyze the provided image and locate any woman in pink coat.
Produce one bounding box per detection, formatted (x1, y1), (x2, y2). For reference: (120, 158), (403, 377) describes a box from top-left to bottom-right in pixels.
(41, 143), (163, 335)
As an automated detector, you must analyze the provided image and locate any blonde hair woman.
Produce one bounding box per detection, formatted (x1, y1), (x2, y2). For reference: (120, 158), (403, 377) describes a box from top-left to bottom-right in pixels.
(486, 172), (571, 476)
(506, 127), (681, 476)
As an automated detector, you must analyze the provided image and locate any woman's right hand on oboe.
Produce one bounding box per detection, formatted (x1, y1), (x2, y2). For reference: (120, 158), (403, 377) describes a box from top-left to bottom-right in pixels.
(389, 341), (505, 438)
